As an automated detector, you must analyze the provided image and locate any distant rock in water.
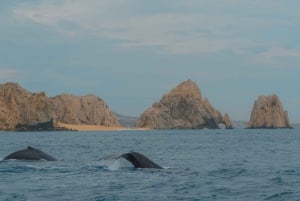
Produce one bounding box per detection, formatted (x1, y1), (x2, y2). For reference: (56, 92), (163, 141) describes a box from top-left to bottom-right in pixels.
(0, 82), (120, 130)
(247, 94), (291, 129)
(136, 80), (232, 129)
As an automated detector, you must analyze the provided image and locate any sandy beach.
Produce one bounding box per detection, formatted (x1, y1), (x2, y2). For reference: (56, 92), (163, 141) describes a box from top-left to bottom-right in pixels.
(57, 122), (149, 131)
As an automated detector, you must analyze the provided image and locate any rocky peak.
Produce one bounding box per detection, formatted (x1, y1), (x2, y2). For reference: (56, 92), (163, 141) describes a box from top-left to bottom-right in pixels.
(0, 83), (30, 104)
(137, 80), (231, 129)
(163, 79), (202, 100)
(247, 94), (291, 128)
(0, 82), (26, 93)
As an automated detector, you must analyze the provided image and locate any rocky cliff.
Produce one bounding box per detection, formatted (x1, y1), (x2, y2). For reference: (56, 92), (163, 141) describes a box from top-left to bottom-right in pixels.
(0, 82), (120, 130)
(51, 94), (119, 126)
(0, 83), (53, 130)
(247, 94), (291, 128)
(136, 80), (232, 129)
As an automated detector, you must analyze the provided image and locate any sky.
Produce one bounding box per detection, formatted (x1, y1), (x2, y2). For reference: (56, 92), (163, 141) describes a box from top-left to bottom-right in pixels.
(1, 0), (300, 122)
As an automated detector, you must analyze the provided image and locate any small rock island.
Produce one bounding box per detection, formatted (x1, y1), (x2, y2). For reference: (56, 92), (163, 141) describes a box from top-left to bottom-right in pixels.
(136, 80), (233, 129)
(247, 94), (291, 129)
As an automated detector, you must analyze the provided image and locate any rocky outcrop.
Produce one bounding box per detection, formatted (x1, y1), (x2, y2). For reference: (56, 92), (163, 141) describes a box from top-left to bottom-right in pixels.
(51, 94), (120, 127)
(0, 83), (53, 130)
(136, 80), (232, 129)
(0, 82), (120, 130)
(223, 113), (233, 129)
(247, 94), (291, 129)
(15, 118), (70, 131)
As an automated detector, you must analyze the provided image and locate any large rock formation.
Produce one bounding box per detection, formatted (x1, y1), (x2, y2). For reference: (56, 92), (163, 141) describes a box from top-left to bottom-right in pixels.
(51, 94), (119, 126)
(136, 80), (232, 129)
(0, 82), (120, 130)
(247, 94), (291, 128)
(0, 83), (53, 130)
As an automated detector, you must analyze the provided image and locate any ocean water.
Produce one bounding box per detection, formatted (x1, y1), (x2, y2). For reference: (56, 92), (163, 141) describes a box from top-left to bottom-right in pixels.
(0, 129), (300, 201)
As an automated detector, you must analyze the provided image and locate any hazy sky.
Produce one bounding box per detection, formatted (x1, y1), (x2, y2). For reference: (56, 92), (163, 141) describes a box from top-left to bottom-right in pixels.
(1, 0), (300, 122)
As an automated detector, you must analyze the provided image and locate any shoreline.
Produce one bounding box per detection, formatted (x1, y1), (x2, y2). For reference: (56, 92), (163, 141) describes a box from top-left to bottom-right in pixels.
(57, 122), (150, 131)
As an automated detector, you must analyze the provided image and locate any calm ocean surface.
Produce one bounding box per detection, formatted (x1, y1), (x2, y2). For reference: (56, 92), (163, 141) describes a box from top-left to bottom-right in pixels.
(0, 129), (300, 201)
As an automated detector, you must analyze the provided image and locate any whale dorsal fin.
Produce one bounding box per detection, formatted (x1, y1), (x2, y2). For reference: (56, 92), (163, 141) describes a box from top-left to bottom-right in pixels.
(27, 146), (34, 150)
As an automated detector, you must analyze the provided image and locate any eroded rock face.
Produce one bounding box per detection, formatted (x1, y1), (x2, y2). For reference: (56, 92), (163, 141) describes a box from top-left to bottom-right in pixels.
(0, 82), (120, 130)
(203, 98), (223, 123)
(136, 80), (231, 129)
(247, 94), (291, 128)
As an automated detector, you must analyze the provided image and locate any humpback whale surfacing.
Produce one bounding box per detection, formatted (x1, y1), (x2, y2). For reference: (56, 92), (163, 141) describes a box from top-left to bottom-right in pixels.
(4, 146), (57, 161)
(121, 151), (162, 169)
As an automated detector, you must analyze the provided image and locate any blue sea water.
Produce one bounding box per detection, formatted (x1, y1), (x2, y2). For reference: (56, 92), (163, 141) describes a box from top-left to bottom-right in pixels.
(0, 129), (300, 201)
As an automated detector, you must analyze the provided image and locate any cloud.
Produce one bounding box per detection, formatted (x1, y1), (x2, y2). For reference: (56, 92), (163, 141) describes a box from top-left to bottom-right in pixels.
(259, 48), (300, 59)
(0, 69), (19, 79)
(12, 0), (300, 54)
(252, 47), (300, 66)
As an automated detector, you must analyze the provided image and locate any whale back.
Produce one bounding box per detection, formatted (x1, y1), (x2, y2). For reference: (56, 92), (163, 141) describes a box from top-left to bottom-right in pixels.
(121, 151), (162, 169)
(4, 146), (57, 161)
